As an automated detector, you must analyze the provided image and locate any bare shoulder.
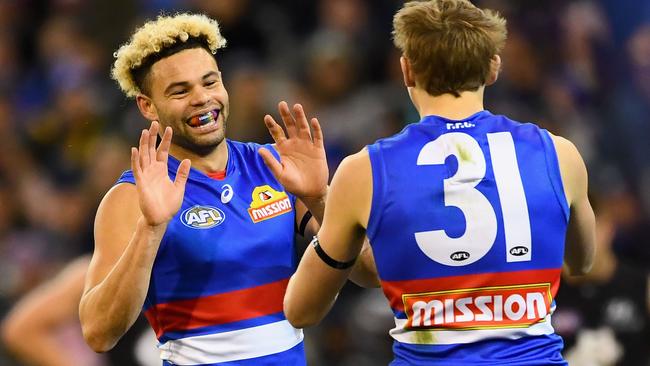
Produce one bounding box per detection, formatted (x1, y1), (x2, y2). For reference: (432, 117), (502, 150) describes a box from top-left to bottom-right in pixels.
(96, 183), (141, 225)
(87, 183), (142, 289)
(549, 133), (581, 161)
(333, 148), (372, 193)
(338, 148), (370, 175)
(329, 148), (372, 227)
(548, 133), (587, 205)
(94, 183), (142, 240)
(94, 182), (142, 251)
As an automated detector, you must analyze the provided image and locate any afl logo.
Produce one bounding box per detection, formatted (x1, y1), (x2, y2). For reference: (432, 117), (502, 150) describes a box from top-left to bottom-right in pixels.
(450, 251), (470, 261)
(181, 205), (225, 229)
(509, 246), (529, 256)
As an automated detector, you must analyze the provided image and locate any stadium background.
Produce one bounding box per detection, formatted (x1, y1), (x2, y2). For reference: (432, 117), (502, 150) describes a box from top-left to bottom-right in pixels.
(0, 0), (648, 365)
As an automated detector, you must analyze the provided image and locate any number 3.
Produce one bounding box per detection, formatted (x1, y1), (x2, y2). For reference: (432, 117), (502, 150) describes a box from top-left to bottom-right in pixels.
(415, 132), (531, 266)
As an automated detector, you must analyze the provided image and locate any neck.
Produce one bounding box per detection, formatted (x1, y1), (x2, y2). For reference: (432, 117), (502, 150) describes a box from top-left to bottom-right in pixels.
(169, 140), (228, 173)
(410, 86), (485, 120)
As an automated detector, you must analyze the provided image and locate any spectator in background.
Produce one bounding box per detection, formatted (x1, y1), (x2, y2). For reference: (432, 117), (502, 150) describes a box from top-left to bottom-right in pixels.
(1, 256), (160, 366)
(1, 257), (105, 366)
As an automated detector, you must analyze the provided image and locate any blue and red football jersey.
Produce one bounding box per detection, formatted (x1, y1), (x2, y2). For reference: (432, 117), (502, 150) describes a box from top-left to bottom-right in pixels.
(367, 111), (569, 365)
(117, 140), (305, 365)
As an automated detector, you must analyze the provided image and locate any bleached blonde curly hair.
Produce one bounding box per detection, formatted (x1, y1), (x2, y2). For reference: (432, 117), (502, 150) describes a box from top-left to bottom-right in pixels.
(112, 13), (227, 98)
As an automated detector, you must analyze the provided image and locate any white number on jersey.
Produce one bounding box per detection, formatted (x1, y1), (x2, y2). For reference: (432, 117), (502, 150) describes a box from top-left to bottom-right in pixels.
(415, 132), (531, 266)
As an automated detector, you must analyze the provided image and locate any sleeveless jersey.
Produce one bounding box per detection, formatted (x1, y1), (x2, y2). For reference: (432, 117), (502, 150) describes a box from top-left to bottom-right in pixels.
(117, 140), (305, 365)
(366, 111), (570, 365)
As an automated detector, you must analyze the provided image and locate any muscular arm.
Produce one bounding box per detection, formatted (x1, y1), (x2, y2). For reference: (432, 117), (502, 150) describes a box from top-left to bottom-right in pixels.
(552, 134), (595, 275)
(79, 184), (166, 352)
(1, 257), (90, 366)
(80, 123), (189, 352)
(296, 194), (380, 289)
(284, 150), (373, 327)
(80, 184), (166, 352)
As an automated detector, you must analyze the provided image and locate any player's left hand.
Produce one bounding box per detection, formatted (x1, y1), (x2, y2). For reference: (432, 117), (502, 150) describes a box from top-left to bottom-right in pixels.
(259, 101), (329, 201)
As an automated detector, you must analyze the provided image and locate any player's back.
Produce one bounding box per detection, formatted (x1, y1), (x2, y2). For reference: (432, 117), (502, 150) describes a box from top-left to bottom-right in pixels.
(366, 111), (569, 365)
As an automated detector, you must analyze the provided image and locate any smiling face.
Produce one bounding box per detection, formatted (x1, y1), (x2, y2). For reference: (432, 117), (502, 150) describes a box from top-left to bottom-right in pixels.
(137, 47), (230, 156)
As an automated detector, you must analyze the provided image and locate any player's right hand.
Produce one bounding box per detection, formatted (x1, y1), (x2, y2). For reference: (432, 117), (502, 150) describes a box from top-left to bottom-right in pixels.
(130, 121), (191, 227)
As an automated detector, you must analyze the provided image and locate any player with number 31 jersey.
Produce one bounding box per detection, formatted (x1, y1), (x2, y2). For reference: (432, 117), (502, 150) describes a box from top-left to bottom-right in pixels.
(366, 111), (570, 364)
(282, 1), (595, 365)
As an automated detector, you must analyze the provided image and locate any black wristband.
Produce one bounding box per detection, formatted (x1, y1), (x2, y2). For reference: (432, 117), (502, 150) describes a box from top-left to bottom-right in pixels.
(298, 211), (312, 237)
(310, 236), (356, 270)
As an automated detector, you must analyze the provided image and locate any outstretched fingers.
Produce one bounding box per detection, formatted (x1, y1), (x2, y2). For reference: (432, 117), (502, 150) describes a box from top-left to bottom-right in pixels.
(157, 126), (173, 164)
(278, 101), (297, 138)
(310, 117), (324, 148)
(292, 104), (312, 140)
(131, 147), (143, 182)
(174, 158), (191, 190)
(139, 129), (150, 168)
(148, 121), (159, 161)
(136, 122), (171, 180)
(264, 115), (288, 144)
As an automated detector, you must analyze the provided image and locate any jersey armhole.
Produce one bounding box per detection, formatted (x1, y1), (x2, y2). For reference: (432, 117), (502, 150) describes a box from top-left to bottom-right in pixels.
(115, 170), (136, 186)
(366, 144), (387, 241)
(539, 129), (570, 222)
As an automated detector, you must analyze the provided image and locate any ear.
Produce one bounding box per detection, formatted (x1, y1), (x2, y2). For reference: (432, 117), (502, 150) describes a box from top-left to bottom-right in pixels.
(486, 55), (501, 86)
(135, 94), (159, 121)
(400, 56), (416, 88)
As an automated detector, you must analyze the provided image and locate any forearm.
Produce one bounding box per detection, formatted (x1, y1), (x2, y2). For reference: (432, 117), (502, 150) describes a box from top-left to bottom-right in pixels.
(298, 187), (328, 224)
(3, 329), (76, 366)
(284, 247), (350, 328)
(1, 311), (73, 366)
(564, 201), (595, 275)
(80, 218), (165, 352)
(1, 256), (89, 365)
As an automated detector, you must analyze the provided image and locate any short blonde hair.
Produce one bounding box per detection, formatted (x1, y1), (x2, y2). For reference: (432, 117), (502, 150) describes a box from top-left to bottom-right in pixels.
(393, 0), (507, 97)
(112, 13), (227, 98)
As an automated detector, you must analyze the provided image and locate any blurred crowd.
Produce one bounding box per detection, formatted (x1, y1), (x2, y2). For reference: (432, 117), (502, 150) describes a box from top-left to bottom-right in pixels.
(0, 0), (648, 365)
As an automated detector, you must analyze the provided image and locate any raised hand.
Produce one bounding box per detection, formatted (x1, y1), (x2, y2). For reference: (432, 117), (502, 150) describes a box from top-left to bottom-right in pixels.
(259, 101), (329, 200)
(130, 121), (191, 227)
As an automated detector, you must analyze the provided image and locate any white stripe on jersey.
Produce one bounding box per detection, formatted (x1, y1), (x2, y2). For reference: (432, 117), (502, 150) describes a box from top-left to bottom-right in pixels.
(390, 313), (555, 345)
(158, 320), (303, 364)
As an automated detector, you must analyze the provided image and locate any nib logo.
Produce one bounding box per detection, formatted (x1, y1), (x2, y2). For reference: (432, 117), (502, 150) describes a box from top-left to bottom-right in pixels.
(446, 122), (476, 130)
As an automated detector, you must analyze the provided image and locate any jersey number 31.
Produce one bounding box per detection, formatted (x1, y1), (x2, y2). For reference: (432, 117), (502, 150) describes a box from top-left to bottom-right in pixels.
(415, 132), (531, 266)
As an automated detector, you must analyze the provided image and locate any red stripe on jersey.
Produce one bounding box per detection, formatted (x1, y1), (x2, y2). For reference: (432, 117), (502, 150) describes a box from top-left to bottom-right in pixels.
(381, 268), (561, 313)
(145, 279), (288, 338)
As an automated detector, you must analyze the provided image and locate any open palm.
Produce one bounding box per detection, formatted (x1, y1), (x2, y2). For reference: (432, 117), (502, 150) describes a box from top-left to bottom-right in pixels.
(131, 122), (191, 227)
(259, 102), (328, 200)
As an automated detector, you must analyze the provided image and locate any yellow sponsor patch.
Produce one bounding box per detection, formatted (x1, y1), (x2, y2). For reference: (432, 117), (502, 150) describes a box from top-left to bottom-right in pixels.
(247, 185), (292, 223)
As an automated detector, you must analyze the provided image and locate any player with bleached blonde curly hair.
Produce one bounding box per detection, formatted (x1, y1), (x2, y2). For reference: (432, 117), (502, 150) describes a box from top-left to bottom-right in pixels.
(79, 13), (380, 366)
